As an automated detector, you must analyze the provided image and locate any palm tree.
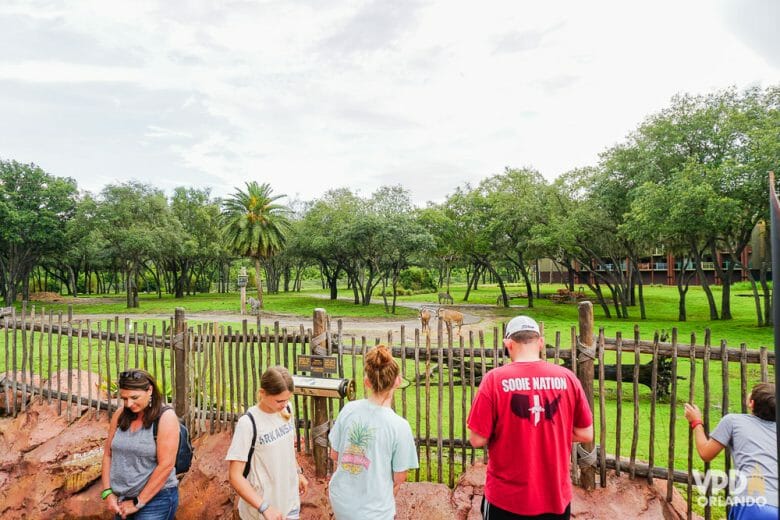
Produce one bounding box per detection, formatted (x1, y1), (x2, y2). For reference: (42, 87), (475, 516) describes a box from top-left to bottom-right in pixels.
(221, 182), (290, 308)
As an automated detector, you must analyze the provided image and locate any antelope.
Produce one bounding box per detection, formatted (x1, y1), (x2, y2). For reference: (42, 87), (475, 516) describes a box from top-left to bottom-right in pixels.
(438, 292), (453, 304)
(419, 307), (433, 334)
(437, 308), (464, 335)
(247, 296), (260, 314)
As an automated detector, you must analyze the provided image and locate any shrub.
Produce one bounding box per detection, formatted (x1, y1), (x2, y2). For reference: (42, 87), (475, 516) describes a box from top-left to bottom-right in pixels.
(399, 267), (436, 291)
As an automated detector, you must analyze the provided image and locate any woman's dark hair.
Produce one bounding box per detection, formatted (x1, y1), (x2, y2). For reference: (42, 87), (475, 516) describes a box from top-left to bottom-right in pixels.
(260, 366), (294, 396)
(365, 345), (399, 394)
(750, 382), (776, 421)
(117, 369), (163, 431)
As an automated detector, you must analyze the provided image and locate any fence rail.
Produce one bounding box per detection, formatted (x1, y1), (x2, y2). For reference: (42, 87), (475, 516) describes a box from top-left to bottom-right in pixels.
(1, 304), (775, 518)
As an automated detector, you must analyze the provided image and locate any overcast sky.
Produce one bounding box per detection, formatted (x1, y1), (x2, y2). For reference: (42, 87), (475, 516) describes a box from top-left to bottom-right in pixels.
(1, 0), (778, 206)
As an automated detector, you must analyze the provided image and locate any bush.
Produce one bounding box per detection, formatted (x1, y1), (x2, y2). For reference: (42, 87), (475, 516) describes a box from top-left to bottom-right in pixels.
(399, 267), (436, 291)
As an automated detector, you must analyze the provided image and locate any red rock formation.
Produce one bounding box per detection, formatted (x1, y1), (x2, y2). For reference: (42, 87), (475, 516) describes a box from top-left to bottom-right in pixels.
(0, 400), (700, 520)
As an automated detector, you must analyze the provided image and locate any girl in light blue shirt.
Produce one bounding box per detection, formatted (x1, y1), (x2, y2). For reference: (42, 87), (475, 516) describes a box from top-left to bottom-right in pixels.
(328, 345), (419, 520)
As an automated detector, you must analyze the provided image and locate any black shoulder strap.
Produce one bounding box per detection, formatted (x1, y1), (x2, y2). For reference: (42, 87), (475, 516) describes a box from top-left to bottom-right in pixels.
(152, 405), (173, 441)
(243, 412), (257, 479)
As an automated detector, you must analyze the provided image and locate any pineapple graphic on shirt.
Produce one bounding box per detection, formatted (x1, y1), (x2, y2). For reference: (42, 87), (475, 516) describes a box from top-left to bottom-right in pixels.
(340, 421), (374, 474)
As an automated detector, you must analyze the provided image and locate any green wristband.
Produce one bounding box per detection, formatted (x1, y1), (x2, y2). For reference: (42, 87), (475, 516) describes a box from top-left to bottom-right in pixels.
(101, 488), (114, 500)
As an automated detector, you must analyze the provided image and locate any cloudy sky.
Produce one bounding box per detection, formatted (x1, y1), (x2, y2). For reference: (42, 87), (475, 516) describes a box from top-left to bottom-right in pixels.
(1, 0), (778, 205)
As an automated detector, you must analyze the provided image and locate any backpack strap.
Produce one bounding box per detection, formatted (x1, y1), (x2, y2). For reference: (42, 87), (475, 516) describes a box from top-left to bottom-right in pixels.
(152, 405), (173, 442)
(243, 412), (257, 479)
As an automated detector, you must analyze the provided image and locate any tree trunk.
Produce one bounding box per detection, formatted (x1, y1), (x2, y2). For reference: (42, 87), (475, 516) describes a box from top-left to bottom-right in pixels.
(746, 269), (764, 326)
(676, 268), (688, 322)
(68, 265), (78, 298)
(463, 263), (481, 302)
(253, 257), (264, 308)
(587, 279), (611, 318)
(174, 266), (185, 298)
(381, 277), (389, 313)
(711, 244), (738, 321)
(677, 290), (687, 322)
(522, 268), (534, 309)
(126, 268), (139, 308)
(391, 271), (399, 314)
(690, 245), (718, 320)
(760, 261), (772, 326)
(630, 261), (646, 320)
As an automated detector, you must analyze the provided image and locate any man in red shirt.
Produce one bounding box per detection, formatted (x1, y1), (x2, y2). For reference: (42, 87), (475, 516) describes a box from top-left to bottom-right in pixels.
(467, 315), (593, 519)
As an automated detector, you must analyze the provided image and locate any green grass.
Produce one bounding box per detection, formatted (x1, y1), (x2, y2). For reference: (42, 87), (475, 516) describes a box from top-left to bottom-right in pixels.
(414, 282), (774, 349)
(2, 282), (776, 518)
(11, 282), (775, 349)
(15, 289), (419, 321)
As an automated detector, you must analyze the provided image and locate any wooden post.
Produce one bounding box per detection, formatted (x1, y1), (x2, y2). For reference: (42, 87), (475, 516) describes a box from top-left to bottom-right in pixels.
(239, 267), (247, 315)
(312, 308), (329, 478)
(173, 307), (188, 419)
(577, 301), (596, 489)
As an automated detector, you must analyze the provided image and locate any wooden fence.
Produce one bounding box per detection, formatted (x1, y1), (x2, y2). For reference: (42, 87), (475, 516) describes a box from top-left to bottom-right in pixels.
(0, 303), (775, 519)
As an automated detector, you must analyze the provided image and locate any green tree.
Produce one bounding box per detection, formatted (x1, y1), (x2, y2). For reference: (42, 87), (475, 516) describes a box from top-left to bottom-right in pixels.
(96, 182), (172, 308)
(296, 189), (361, 300)
(40, 193), (105, 296)
(0, 160), (78, 305)
(221, 182), (290, 309)
(444, 184), (511, 303)
(624, 86), (779, 322)
(623, 166), (728, 321)
(417, 205), (460, 293)
(165, 187), (223, 297)
(482, 168), (548, 308)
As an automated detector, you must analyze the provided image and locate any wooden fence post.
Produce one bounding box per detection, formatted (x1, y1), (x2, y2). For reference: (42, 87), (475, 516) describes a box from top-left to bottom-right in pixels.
(174, 307), (189, 419)
(577, 301), (597, 490)
(312, 308), (329, 478)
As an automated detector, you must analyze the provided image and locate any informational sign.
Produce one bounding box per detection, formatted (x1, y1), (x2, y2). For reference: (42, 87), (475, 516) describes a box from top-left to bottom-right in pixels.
(297, 355), (338, 377)
(237, 266), (248, 288)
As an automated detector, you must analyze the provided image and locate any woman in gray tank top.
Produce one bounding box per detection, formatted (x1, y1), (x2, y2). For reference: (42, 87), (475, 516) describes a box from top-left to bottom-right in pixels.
(100, 369), (180, 519)
(685, 382), (777, 520)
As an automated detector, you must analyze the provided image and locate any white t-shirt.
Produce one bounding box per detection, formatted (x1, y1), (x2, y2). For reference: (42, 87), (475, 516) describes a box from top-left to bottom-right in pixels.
(226, 404), (300, 519)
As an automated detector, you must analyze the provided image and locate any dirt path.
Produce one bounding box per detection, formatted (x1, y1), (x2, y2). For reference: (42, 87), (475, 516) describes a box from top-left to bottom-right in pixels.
(63, 298), (514, 340)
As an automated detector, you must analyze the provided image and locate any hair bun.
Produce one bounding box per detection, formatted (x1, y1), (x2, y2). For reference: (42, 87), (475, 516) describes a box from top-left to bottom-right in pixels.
(365, 345), (393, 368)
(364, 345), (399, 393)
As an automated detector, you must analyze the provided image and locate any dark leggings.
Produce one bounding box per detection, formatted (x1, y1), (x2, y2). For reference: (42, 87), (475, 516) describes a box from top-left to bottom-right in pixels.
(481, 497), (571, 520)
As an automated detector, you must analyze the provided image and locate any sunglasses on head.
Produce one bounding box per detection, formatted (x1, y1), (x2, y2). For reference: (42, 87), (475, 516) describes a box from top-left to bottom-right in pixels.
(119, 370), (148, 384)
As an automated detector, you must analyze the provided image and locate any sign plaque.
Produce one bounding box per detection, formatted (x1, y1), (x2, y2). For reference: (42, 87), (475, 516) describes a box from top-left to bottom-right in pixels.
(297, 355), (338, 377)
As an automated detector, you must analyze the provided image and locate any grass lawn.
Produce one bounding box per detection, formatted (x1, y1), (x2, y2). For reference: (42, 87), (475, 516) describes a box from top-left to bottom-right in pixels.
(15, 289), (418, 320)
(10, 281), (774, 349)
(2, 282), (775, 518)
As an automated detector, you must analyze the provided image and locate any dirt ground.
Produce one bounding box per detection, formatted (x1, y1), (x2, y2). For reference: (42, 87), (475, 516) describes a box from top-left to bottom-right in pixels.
(58, 298), (524, 341)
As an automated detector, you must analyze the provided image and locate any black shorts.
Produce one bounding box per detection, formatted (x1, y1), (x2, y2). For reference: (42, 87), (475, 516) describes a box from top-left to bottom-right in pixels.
(481, 497), (571, 520)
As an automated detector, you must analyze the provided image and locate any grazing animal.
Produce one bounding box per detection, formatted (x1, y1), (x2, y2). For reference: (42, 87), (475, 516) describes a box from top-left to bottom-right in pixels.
(419, 307), (433, 334)
(438, 292), (454, 305)
(437, 308), (464, 335)
(247, 296), (260, 314)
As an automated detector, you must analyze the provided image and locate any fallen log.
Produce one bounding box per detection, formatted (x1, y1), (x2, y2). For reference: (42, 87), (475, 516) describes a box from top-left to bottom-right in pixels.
(562, 356), (682, 397)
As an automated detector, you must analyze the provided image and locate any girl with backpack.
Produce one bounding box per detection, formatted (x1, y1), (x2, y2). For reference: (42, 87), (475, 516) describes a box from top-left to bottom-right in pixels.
(101, 369), (180, 519)
(227, 366), (309, 519)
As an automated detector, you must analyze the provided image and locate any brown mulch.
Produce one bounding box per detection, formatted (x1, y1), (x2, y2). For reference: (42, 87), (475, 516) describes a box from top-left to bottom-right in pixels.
(27, 292), (67, 303)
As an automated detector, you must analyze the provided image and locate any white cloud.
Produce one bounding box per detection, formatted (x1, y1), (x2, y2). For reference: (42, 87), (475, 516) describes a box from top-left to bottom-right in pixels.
(0, 0), (777, 205)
